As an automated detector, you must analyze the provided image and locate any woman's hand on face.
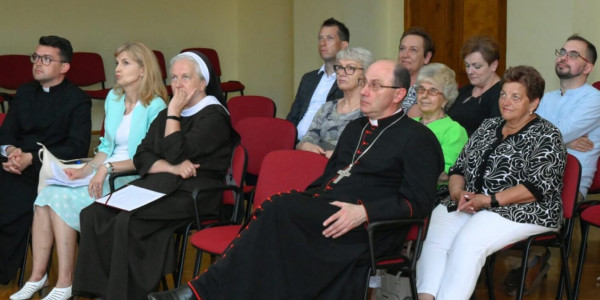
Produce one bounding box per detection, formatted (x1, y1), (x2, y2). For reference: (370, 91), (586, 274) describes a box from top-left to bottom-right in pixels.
(169, 87), (197, 115)
(172, 159), (200, 179)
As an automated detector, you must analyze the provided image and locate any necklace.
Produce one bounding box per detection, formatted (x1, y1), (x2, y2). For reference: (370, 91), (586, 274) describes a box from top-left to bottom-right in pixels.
(333, 111), (406, 184)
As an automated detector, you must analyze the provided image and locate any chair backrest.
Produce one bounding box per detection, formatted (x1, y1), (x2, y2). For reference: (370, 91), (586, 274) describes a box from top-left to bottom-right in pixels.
(224, 144), (248, 207)
(562, 154), (582, 219)
(153, 50), (168, 83)
(588, 158), (600, 194)
(236, 117), (297, 176)
(228, 95), (276, 128)
(224, 144), (247, 223)
(253, 150), (328, 207)
(0, 113), (6, 126)
(180, 48), (222, 76)
(592, 81), (600, 90)
(67, 52), (107, 87)
(0, 55), (34, 90)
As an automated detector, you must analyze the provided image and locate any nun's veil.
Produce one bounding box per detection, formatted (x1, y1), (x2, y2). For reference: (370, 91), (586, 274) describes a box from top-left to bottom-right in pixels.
(189, 51), (225, 106)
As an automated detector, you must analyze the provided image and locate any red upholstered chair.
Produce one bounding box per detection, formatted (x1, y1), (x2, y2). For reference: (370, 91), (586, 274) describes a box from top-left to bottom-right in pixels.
(189, 149), (328, 276)
(108, 144), (247, 289)
(592, 81), (600, 90)
(573, 200), (600, 299)
(67, 52), (110, 100)
(153, 50), (172, 96)
(0, 54), (34, 112)
(0, 113), (6, 126)
(483, 154), (580, 300)
(227, 95), (276, 128)
(587, 158), (600, 195)
(180, 48), (245, 99)
(235, 117), (297, 198)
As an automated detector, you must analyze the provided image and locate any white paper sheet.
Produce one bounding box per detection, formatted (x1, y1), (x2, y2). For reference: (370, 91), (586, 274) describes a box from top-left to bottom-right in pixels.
(45, 160), (93, 187)
(95, 185), (166, 211)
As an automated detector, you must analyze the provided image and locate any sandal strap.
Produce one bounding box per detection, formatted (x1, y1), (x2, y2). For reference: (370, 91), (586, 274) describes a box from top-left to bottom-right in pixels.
(9, 274), (48, 300)
(42, 286), (72, 300)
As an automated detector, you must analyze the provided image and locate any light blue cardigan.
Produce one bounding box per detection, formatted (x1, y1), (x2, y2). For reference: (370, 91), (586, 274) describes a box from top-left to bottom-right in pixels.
(98, 89), (167, 158)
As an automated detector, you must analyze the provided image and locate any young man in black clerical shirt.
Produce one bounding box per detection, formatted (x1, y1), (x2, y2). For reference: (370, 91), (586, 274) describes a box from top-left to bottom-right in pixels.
(0, 35), (90, 284)
(148, 60), (443, 300)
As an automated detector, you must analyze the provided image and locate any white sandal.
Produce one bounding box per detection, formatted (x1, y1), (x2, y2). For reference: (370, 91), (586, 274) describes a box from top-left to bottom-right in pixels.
(42, 286), (72, 300)
(9, 273), (49, 300)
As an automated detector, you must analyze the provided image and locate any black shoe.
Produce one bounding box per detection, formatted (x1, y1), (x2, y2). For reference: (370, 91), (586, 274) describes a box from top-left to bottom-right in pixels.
(147, 285), (194, 300)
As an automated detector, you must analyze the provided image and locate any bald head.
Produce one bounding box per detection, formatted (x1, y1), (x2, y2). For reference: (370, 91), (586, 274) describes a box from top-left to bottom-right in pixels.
(359, 60), (409, 120)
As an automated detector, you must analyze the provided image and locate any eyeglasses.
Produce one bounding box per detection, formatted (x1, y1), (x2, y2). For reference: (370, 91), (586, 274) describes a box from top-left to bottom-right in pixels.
(30, 54), (64, 66)
(358, 78), (401, 91)
(333, 64), (364, 75)
(499, 91), (524, 103)
(555, 48), (590, 64)
(416, 86), (442, 97)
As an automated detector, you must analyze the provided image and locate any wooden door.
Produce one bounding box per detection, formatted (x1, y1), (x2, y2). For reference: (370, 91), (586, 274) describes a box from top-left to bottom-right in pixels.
(405, 0), (506, 86)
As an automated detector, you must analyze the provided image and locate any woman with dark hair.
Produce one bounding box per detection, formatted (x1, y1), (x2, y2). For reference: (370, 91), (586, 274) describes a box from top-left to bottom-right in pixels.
(72, 51), (238, 300)
(447, 36), (502, 136)
(416, 66), (566, 300)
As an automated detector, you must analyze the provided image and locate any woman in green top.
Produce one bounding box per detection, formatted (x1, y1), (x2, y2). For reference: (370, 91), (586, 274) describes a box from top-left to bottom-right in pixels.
(414, 63), (468, 186)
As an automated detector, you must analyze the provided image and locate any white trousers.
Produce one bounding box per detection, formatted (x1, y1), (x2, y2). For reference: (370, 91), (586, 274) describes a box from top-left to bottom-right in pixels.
(416, 205), (556, 300)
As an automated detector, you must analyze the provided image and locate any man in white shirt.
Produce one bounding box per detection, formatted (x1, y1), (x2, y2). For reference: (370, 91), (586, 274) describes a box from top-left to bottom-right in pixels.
(504, 34), (600, 295)
(286, 18), (349, 140)
(537, 34), (600, 198)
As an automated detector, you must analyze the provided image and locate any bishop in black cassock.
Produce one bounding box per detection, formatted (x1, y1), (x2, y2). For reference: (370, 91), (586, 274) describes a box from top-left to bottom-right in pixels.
(149, 60), (444, 300)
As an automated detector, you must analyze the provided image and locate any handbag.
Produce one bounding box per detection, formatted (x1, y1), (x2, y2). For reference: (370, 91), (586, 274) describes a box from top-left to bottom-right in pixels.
(37, 142), (90, 193)
(374, 270), (412, 300)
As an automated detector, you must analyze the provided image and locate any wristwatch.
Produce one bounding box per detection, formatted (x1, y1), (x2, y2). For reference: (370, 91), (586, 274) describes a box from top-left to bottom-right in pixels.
(103, 162), (114, 174)
(490, 193), (500, 208)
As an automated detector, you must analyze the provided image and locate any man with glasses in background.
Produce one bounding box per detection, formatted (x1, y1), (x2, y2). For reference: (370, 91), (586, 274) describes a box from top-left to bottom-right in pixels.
(149, 60), (443, 300)
(0, 35), (90, 284)
(287, 18), (349, 141)
(503, 34), (600, 296)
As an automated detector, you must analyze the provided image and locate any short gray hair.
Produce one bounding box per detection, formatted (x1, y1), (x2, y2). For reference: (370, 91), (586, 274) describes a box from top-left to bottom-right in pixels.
(416, 63), (459, 109)
(336, 47), (374, 70)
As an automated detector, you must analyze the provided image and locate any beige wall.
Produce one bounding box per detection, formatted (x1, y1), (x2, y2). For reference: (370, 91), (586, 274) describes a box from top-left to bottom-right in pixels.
(1, 0), (599, 128)
(506, 0), (600, 90)
(291, 0), (403, 115)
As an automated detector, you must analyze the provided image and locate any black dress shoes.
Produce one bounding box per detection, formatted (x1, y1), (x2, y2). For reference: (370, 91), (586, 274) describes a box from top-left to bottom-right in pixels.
(147, 285), (195, 300)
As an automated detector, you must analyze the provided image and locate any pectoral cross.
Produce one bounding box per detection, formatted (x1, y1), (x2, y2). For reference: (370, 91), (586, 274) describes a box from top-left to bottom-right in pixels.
(333, 165), (353, 184)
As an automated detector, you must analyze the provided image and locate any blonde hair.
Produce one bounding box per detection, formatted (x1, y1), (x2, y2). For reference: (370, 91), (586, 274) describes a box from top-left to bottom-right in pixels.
(113, 42), (168, 106)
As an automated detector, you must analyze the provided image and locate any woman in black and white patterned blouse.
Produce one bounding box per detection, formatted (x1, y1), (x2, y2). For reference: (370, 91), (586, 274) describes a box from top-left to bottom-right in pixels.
(416, 65), (567, 300)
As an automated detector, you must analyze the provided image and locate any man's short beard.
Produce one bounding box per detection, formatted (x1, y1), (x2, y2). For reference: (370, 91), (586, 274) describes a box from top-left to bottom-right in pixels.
(556, 66), (579, 79)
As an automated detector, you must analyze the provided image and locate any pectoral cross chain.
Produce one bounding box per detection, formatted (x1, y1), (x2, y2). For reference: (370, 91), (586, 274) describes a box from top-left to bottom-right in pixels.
(333, 165), (353, 184)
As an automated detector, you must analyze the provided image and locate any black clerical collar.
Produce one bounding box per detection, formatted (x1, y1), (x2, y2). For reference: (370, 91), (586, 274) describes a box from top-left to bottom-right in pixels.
(368, 108), (405, 127)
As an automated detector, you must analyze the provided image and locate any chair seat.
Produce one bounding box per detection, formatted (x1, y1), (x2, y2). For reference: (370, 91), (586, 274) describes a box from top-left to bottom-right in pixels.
(221, 81), (245, 92)
(85, 89), (110, 100)
(243, 185), (255, 194)
(190, 225), (242, 255)
(581, 205), (600, 226)
(376, 257), (408, 267)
